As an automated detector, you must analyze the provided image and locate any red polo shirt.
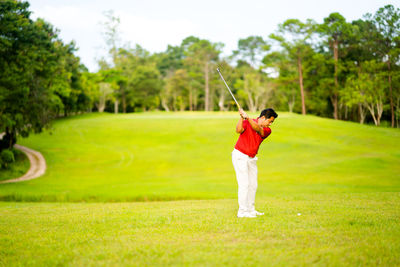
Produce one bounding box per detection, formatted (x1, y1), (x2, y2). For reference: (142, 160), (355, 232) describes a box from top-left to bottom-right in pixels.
(234, 118), (271, 158)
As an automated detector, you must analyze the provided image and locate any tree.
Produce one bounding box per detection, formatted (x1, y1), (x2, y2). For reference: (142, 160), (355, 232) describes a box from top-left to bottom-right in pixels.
(394, 72), (400, 127)
(81, 71), (101, 112)
(270, 19), (315, 115)
(214, 60), (236, 111)
(183, 61), (203, 111)
(155, 45), (185, 77)
(340, 19), (380, 122)
(231, 36), (271, 112)
(99, 10), (121, 66)
(184, 37), (223, 111)
(234, 63), (272, 113)
(155, 45), (186, 111)
(233, 36), (270, 69)
(0, 1), (79, 149)
(129, 65), (162, 111)
(96, 82), (114, 112)
(302, 51), (335, 117)
(112, 45), (152, 112)
(52, 41), (88, 117)
(99, 10), (126, 113)
(263, 51), (298, 113)
(318, 12), (353, 120)
(368, 5), (400, 127)
(165, 69), (190, 111)
(343, 61), (386, 126)
(342, 71), (368, 124)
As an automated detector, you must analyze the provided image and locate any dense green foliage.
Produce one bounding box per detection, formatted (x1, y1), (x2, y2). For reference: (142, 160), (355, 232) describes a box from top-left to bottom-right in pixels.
(0, 148), (29, 179)
(0, 112), (398, 201)
(0, 149), (14, 169)
(0, 1), (91, 150)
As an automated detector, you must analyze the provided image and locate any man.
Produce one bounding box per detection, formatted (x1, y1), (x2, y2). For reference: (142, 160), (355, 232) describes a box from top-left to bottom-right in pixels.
(232, 108), (278, 218)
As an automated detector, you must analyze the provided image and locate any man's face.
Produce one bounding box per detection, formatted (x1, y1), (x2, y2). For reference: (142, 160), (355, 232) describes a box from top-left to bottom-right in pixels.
(260, 116), (275, 127)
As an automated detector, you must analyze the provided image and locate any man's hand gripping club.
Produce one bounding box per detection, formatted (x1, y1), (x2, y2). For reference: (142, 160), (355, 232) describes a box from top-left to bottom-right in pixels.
(237, 108), (267, 137)
(239, 108), (248, 120)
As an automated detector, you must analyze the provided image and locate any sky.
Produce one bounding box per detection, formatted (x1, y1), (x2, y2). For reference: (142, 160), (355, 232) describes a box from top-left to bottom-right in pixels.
(29, 0), (399, 72)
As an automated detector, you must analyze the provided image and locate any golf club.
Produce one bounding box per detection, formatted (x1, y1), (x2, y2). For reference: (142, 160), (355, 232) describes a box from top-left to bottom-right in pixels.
(217, 68), (241, 110)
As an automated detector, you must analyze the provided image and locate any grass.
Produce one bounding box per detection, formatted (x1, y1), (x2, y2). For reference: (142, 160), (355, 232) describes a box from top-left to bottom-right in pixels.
(0, 149), (30, 182)
(0, 111), (399, 266)
(0, 112), (399, 201)
(1, 193), (399, 266)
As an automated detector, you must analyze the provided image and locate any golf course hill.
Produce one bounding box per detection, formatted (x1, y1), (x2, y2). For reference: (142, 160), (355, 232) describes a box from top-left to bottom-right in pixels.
(0, 111), (399, 202)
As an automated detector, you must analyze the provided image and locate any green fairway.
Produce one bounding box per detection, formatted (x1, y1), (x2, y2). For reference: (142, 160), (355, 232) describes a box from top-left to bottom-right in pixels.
(0, 112), (399, 201)
(0, 112), (399, 266)
(1, 193), (399, 266)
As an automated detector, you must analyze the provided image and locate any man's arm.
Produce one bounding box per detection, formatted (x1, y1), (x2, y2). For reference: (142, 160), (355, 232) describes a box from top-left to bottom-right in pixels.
(236, 117), (245, 133)
(240, 109), (264, 136)
(247, 118), (264, 136)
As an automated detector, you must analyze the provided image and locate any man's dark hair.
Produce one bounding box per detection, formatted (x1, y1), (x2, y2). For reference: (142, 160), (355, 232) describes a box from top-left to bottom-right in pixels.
(259, 108), (278, 119)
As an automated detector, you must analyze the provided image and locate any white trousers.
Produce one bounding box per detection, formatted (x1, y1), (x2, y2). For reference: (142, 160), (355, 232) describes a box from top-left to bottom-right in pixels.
(232, 149), (258, 214)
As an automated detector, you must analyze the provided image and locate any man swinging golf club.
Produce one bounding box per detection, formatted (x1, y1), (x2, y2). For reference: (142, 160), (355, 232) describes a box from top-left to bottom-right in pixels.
(217, 68), (278, 218)
(233, 108), (277, 218)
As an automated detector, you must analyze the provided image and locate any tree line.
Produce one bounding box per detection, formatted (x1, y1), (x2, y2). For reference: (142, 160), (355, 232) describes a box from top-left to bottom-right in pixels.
(90, 5), (400, 127)
(1, 1), (399, 152)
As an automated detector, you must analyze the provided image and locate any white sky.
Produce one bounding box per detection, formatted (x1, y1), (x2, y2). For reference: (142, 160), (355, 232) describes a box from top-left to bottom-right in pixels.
(29, 0), (399, 72)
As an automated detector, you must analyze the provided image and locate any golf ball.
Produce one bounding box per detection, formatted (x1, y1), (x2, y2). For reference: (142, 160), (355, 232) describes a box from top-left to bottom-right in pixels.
(297, 213), (301, 216)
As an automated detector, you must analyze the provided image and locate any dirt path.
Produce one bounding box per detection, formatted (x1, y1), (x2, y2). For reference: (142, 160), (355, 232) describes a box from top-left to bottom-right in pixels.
(0, 144), (47, 184)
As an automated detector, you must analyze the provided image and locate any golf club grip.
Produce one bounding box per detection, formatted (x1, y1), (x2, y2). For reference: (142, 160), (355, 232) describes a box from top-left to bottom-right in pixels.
(217, 68), (241, 110)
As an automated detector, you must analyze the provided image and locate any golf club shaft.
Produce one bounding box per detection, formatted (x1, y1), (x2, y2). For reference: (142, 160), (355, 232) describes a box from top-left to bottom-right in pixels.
(217, 68), (241, 110)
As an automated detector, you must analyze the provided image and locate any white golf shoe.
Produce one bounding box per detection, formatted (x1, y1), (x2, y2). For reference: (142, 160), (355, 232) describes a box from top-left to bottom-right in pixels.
(249, 210), (264, 216)
(237, 212), (257, 218)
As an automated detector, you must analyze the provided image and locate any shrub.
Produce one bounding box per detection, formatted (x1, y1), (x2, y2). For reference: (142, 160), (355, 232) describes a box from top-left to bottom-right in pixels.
(11, 148), (22, 158)
(1, 149), (15, 169)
